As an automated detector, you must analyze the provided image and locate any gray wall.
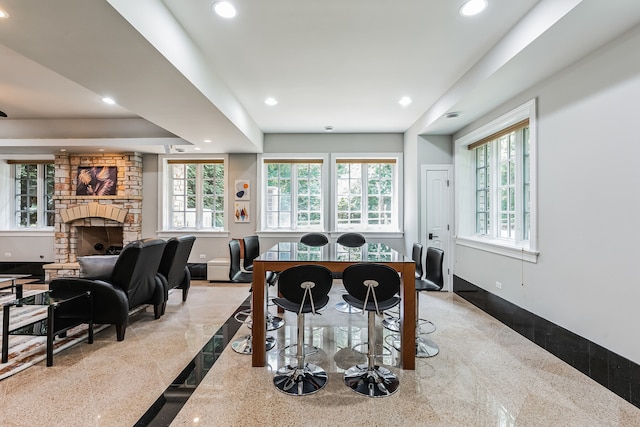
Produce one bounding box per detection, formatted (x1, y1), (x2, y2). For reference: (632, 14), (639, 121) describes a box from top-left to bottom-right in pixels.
(452, 25), (640, 364)
(137, 133), (406, 262)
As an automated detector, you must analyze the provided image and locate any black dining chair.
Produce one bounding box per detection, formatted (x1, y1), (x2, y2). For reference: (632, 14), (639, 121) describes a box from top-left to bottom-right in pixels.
(385, 244), (444, 358)
(413, 246), (444, 357)
(336, 232), (366, 247)
(229, 239), (283, 355)
(300, 232), (329, 247)
(229, 239), (253, 283)
(382, 242), (423, 332)
(334, 232), (366, 313)
(341, 263), (401, 397)
(242, 235), (259, 272)
(272, 264), (333, 396)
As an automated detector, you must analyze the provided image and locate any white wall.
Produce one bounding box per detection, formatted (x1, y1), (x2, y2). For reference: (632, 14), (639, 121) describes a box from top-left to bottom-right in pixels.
(265, 133), (403, 153)
(0, 159), (55, 262)
(403, 132), (454, 257)
(453, 25), (640, 364)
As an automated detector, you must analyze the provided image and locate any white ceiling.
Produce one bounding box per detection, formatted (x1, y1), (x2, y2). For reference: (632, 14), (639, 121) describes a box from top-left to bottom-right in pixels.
(0, 0), (639, 155)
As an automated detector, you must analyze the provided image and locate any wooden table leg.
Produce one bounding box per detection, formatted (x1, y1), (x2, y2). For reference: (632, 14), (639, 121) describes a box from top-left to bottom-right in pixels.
(251, 261), (266, 367)
(400, 262), (416, 370)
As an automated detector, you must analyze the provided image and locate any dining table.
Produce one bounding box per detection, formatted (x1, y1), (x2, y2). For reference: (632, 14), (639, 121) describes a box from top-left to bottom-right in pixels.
(251, 241), (416, 370)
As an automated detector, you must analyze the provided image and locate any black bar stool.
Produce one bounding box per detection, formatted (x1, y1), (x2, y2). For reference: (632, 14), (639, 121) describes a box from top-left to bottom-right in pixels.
(334, 232), (366, 314)
(341, 263), (400, 397)
(272, 264), (333, 396)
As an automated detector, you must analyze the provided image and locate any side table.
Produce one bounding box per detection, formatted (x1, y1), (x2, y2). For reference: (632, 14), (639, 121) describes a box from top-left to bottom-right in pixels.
(2, 289), (94, 367)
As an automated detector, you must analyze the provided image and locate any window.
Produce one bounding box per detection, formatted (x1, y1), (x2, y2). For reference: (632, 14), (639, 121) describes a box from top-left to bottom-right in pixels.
(262, 159), (323, 231)
(166, 159), (225, 231)
(12, 161), (55, 228)
(456, 99), (537, 261)
(258, 153), (401, 235)
(471, 120), (529, 241)
(334, 158), (399, 232)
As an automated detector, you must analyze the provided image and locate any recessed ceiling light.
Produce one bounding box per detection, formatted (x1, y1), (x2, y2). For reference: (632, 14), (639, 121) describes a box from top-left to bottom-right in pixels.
(459, 0), (487, 17)
(213, 2), (236, 18)
(60, 148), (67, 152)
(324, 126), (334, 132)
(264, 97), (278, 106)
(399, 96), (412, 107)
(98, 148), (105, 152)
(194, 147), (202, 151)
(204, 139), (212, 143)
(445, 112), (460, 119)
(0, 9), (9, 19)
(101, 97), (116, 105)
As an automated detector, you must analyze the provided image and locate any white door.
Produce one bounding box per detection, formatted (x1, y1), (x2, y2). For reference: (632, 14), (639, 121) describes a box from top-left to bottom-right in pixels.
(421, 166), (452, 290)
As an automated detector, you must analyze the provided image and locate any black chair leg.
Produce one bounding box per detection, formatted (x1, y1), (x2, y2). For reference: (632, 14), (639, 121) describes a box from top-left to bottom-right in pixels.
(115, 324), (126, 341)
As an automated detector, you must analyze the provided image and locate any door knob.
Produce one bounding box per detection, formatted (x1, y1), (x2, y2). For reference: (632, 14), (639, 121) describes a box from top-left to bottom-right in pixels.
(428, 233), (439, 240)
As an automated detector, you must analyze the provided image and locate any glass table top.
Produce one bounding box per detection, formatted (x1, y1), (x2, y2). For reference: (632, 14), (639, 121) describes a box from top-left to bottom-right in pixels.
(257, 242), (409, 263)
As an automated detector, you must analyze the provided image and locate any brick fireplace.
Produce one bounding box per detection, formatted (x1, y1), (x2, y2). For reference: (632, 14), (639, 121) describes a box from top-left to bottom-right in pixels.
(43, 152), (143, 282)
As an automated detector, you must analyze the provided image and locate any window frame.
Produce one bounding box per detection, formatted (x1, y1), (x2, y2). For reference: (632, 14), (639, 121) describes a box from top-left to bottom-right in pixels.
(257, 154), (329, 233)
(455, 99), (538, 262)
(257, 152), (403, 237)
(330, 153), (403, 234)
(158, 155), (229, 235)
(11, 161), (55, 230)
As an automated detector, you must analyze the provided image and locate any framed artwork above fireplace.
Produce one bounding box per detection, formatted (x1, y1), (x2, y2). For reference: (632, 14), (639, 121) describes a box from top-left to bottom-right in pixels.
(76, 166), (117, 196)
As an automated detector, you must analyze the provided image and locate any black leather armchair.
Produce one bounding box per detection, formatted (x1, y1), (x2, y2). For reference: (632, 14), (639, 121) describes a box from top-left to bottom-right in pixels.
(157, 235), (196, 312)
(49, 238), (167, 341)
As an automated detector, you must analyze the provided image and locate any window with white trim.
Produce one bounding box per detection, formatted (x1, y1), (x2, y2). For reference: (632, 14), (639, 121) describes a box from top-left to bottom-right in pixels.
(334, 158), (399, 232)
(165, 159), (226, 231)
(262, 159), (324, 231)
(12, 161), (55, 228)
(472, 121), (529, 240)
(456, 99), (537, 261)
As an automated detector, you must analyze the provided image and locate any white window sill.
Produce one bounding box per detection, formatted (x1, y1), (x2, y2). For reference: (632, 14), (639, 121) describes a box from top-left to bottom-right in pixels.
(157, 230), (230, 238)
(456, 236), (538, 263)
(0, 229), (55, 237)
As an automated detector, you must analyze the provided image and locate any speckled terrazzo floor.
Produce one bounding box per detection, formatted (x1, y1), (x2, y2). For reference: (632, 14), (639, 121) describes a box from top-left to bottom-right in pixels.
(1, 280), (639, 427)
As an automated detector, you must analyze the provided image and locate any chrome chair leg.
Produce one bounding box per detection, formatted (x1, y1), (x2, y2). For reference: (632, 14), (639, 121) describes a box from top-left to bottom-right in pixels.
(274, 313), (327, 395)
(343, 312), (399, 397)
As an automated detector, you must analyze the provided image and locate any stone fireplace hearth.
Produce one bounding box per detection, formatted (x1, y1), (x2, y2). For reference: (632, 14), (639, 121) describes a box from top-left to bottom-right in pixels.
(43, 153), (143, 282)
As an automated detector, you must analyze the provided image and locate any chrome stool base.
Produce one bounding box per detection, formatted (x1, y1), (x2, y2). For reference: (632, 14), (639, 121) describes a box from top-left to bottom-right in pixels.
(273, 363), (328, 396)
(344, 364), (399, 397)
(416, 336), (439, 358)
(231, 335), (276, 355)
(335, 301), (362, 314)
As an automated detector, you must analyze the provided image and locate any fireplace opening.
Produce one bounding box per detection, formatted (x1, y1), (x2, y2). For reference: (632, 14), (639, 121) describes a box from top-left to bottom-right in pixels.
(76, 226), (124, 257)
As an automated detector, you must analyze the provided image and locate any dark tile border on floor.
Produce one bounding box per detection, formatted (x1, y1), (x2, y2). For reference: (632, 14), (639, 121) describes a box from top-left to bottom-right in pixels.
(135, 296), (250, 427)
(453, 275), (640, 409)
